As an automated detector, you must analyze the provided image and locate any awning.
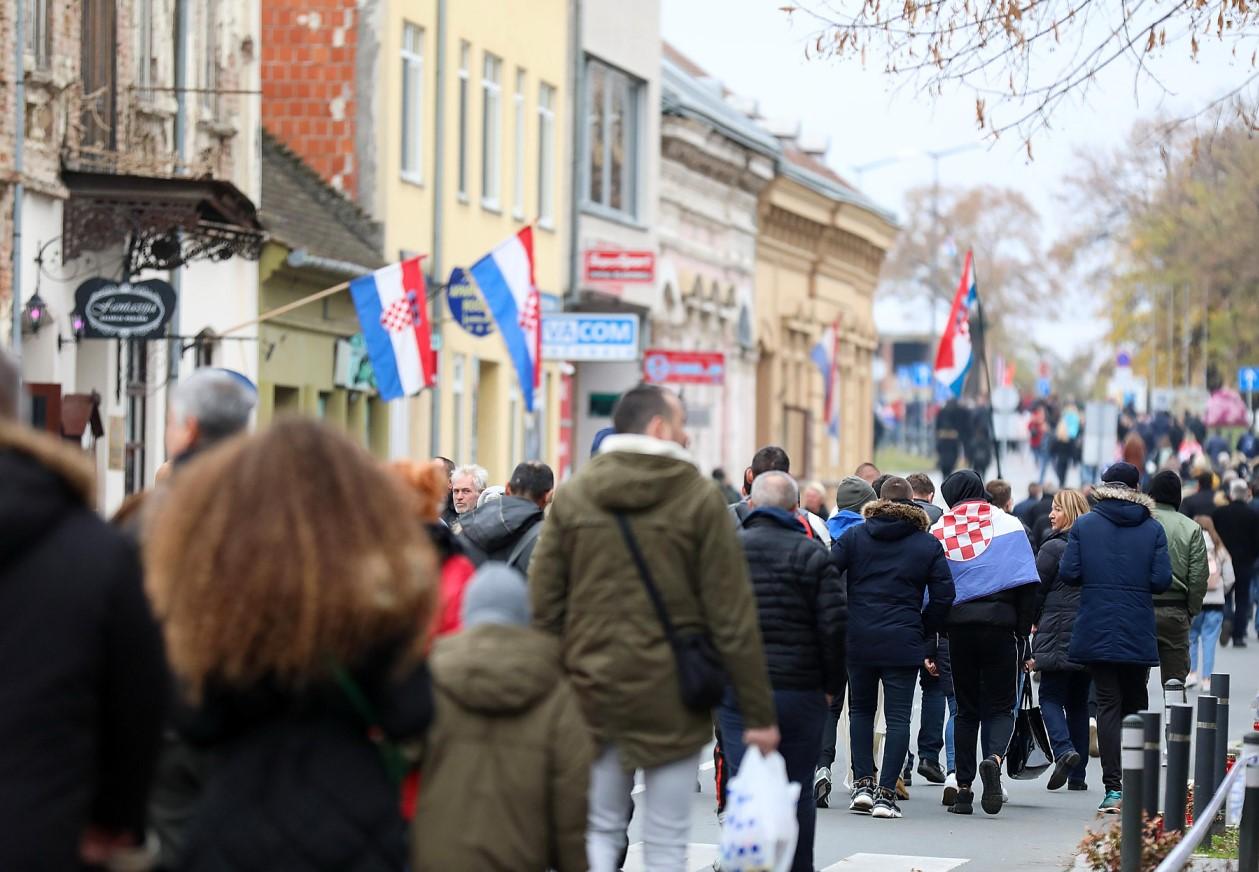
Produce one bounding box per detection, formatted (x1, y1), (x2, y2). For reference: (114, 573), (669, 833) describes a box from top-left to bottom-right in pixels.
(62, 170), (266, 271)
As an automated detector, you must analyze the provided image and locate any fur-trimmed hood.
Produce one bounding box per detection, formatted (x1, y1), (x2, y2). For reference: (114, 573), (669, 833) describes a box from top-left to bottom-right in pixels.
(0, 421), (96, 568)
(862, 498), (930, 538)
(1091, 484), (1156, 528)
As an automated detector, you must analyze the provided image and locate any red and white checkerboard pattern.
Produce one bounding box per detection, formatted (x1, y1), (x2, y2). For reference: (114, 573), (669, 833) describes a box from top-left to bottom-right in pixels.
(932, 501), (995, 561)
(380, 295), (418, 334)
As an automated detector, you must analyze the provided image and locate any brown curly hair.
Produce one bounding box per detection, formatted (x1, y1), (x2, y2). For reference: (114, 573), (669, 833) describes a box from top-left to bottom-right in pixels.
(386, 458), (450, 523)
(145, 417), (437, 700)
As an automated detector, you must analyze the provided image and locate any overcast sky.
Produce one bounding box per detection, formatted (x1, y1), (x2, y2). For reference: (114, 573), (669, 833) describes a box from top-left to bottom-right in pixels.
(661, 0), (1249, 357)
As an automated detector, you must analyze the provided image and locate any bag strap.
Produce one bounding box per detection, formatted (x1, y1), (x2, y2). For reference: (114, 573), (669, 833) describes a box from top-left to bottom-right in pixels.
(506, 516), (544, 569)
(612, 512), (681, 647)
(328, 658), (409, 786)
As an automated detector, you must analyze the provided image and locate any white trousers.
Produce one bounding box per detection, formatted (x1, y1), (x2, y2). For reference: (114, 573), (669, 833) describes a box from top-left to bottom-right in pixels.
(586, 743), (699, 872)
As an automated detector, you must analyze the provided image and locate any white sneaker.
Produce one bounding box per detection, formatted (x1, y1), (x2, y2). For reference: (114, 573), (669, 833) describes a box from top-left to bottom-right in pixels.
(1202, 678), (1212, 694)
(942, 772), (958, 807)
(1186, 672), (1200, 688)
(1002, 785), (1010, 804)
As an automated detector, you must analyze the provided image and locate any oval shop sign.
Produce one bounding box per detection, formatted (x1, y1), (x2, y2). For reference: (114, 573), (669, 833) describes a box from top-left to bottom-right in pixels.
(74, 277), (177, 340)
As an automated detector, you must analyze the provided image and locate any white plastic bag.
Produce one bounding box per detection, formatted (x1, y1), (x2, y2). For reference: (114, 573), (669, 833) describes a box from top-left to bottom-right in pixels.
(719, 747), (801, 872)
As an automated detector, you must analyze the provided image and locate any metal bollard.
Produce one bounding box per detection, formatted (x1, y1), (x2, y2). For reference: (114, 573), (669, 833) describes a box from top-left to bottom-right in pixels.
(1122, 714), (1145, 872)
(1212, 673), (1231, 790)
(1142, 709), (1161, 818)
(1195, 694), (1219, 848)
(1165, 703), (1193, 833)
(1164, 679), (1186, 768)
(1239, 732), (1259, 872)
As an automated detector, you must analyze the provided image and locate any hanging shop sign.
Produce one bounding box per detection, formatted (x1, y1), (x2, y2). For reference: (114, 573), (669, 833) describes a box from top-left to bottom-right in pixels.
(642, 349), (725, 385)
(74, 278), (177, 339)
(446, 267), (496, 337)
(583, 249), (655, 283)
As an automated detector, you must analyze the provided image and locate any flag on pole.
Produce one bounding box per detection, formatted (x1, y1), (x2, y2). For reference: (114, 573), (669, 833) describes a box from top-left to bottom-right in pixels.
(469, 227), (542, 412)
(349, 255), (435, 401)
(934, 249), (978, 398)
(810, 318), (841, 437)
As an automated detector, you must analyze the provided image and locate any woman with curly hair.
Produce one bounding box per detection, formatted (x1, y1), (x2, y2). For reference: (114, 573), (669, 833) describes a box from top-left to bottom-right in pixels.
(145, 418), (438, 871)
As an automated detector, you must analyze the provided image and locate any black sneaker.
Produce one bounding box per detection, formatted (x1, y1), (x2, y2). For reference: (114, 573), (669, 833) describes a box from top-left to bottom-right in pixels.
(917, 758), (946, 784)
(901, 754), (914, 786)
(947, 787), (974, 815)
(871, 786), (903, 819)
(978, 756), (1004, 815)
(814, 767), (832, 809)
(849, 777), (875, 814)
(1048, 751), (1081, 791)
(1068, 780), (1089, 791)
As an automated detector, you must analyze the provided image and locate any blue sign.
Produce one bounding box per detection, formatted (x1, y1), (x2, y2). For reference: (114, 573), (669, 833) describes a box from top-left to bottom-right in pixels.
(446, 267), (495, 337)
(1037, 377), (1052, 398)
(542, 312), (640, 362)
(1240, 366), (1259, 392)
(911, 362), (933, 387)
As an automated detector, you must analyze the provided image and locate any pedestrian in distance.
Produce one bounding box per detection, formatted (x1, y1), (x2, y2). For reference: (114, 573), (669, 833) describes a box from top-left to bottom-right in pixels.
(1189, 515), (1235, 692)
(936, 398), (965, 478)
(0, 352), (169, 872)
(1058, 462), (1172, 814)
(719, 471), (845, 871)
(450, 464), (489, 524)
(457, 460), (554, 573)
(816, 475), (878, 806)
(907, 472), (944, 524)
(935, 470), (1040, 817)
(1180, 467), (1218, 520)
(730, 446), (830, 544)
(832, 476), (955, 820)
(1212, 478), (1259, 647)
(1147, 470), (1210, 684)
(712, 467), (742, 505)
(854, 461), (881, 484)
(529, 383), (778, 872)
(1029, 488), (1092, 792)
(1013, 483), (1043, 528)
(412, 563), (592, 872)
(800, 479), (831, 523)
(144, 418), (438, 870)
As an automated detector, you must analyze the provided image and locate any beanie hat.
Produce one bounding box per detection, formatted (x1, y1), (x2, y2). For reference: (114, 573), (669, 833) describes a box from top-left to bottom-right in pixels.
(1102, 462), (1140, 490)
(834, 476), (877, 513)
(1147, 470), (1183, 510)
(460, 562), (530, 628)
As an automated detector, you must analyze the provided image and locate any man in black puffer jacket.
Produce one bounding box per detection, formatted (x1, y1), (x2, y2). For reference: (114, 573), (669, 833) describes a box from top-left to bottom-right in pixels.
(457, 461), (553, 573)
(718, 471), (844, 872)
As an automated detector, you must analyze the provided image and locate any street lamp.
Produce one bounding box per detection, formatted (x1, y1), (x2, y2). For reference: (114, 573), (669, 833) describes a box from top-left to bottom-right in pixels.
(20, 292), (48, 336)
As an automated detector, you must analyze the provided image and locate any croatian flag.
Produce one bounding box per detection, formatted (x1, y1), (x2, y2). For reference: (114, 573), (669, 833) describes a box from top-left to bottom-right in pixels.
(469, 227), (542, 412)
(931, 500), (1038, 605)
(810, 319), (841, 438)
(349, 256), (436, 401)
(934, 249), (978, 398)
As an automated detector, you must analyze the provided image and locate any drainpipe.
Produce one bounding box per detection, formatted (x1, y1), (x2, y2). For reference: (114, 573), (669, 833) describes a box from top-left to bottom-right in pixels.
(564, 0), (583, 309)
(168, 0), (188, 386)
(428, 0), (447, 455)
(11, 0), (26, 357)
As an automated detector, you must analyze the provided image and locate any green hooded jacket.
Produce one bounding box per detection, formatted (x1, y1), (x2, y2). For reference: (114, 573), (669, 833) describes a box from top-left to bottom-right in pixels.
(1152, 503), (1210, 615)
(529, 434), (776, 770)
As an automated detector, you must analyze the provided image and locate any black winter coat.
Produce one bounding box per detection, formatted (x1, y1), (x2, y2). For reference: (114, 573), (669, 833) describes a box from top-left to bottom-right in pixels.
(456, 495), (545, 572)
(738, 508), (846, 695)
(177, 650), (433, 871)
(0, 424), (169, 871)
(948, 582), (1039, 637)
(1213, 501), (1259, 584)
(1030, 531), (1083, 672)
(832, 500), (955, 668)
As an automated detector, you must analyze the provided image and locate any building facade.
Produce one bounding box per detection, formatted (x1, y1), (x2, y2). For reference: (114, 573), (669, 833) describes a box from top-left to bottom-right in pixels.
(3, 0), (264, 513)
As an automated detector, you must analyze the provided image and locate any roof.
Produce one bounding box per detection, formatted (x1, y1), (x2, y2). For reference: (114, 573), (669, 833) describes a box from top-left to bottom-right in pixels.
(259, 130), (385, 272)
(660, 42), (895, 224)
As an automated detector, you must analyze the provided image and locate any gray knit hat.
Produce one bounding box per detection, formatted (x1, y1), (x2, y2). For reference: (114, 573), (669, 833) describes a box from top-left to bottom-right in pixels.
(461, 562), (531, 628)
(834, 476), (877, 513)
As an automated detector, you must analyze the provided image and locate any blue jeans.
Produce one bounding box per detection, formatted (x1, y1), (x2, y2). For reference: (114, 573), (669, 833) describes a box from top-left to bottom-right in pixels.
(917, 678), (957, 773)
(848, 665), (918, 791)
(1036, 445), (1052, 484)
(1190, 609), (1224, 677)
(719, 688), (826, 872)
(1038, 670), (1090, 783)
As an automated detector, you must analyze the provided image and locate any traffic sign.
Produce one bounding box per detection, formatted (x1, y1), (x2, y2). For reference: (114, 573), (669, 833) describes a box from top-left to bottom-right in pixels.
(1036, 377), (1052, 398)
(911, 362), (933, 387)
(1239, 366), (1259, 392)
(542, 313), (640, 361)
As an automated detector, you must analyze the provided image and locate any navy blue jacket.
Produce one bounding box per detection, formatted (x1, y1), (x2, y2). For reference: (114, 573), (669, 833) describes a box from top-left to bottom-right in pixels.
(832, 500), (955, 668)
(1060, 486), (1173, 666)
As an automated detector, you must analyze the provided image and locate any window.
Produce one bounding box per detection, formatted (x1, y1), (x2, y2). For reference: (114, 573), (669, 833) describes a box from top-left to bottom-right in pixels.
(457, 42), (470, 199)
(512, 68), (526, 219)
(24, 0), (51, 70)
(80, 0), (117, 148)
(480, 53), (502, 209)
(537, 83), (557, 227)
(202, 0), (219, 115)
(136, 0), (156, 98)
(584, 57), (641, 219)
(451, 353), (466, 459)
(400, 23), (424, 182)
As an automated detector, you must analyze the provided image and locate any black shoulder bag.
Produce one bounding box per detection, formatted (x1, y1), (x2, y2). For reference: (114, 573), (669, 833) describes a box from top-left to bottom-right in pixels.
(612, 512), (727, 712)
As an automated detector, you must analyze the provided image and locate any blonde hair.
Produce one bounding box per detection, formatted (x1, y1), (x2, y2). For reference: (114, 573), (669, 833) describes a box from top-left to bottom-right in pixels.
(145, 417), (436, 700)
(1053, 488), (1090, 530)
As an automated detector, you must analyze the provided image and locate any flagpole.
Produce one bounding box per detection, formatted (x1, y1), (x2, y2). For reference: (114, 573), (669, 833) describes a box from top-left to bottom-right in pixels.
(973, 285), (1003, 480)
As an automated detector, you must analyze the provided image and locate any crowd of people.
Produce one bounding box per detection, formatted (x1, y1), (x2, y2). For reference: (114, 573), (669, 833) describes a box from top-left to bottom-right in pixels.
(5, 346), (1259, 872)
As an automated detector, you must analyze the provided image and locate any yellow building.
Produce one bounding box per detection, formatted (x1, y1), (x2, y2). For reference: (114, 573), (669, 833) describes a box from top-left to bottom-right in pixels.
(374, 0), (569, 482)
(755, 149), (896, 482)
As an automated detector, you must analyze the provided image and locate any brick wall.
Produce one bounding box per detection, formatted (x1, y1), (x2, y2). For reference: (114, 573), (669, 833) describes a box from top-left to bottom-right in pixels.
(262, 0), (358, 195)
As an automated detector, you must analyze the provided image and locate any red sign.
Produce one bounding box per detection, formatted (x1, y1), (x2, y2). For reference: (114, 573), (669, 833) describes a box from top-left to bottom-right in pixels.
(642, 349), (725, 385)
(583, 249), (655, 283)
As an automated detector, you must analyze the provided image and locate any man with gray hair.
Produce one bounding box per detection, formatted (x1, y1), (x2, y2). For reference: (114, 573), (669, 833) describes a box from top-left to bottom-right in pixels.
(451, 464), (489, 518)
(165, 368), (257, 465)
(1213, 477), (1259, 647)
(717, 470), (846, 871)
